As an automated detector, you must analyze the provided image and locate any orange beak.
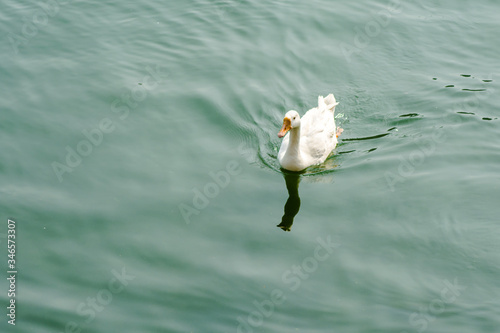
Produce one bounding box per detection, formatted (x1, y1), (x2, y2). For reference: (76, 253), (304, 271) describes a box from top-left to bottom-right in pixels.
(278, 117), (292, 138)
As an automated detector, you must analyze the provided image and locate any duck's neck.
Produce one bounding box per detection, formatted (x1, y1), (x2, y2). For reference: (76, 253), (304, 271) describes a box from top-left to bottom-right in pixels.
(286, 127), (302, 157)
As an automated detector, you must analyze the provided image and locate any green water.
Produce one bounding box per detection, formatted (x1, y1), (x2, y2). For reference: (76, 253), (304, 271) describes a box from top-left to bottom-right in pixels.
(1, 0), (500, 332)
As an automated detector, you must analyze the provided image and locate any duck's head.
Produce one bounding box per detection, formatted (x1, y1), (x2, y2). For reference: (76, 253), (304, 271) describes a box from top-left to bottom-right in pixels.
(278, 111), (300, 138)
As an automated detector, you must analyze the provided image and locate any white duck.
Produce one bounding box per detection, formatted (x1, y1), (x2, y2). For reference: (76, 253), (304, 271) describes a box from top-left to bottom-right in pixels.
(277, 94), (343, 171)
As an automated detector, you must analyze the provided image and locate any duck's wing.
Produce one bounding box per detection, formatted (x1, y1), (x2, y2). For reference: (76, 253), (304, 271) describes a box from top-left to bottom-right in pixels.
(300, 95), (339, 161)
(302, 96), (338, 137)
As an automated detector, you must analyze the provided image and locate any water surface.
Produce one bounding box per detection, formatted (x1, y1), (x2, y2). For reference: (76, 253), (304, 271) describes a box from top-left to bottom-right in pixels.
(1, 0), (499, 332)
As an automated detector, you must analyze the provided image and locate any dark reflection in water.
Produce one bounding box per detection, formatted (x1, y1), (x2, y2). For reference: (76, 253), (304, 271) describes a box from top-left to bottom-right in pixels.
(277, 171), (302, 232)
(342, 133), (389, 141)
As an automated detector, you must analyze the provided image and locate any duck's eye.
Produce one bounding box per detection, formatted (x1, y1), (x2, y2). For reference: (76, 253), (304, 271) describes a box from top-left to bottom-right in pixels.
(293, 116), (296, 120)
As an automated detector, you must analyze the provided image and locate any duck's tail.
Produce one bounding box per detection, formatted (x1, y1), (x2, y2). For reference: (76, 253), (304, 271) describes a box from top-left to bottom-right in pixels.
(318, 94), (339, 112)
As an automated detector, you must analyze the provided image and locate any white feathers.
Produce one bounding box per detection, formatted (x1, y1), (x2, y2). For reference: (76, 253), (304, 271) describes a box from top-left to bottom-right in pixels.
(277, 94), (341, 171)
